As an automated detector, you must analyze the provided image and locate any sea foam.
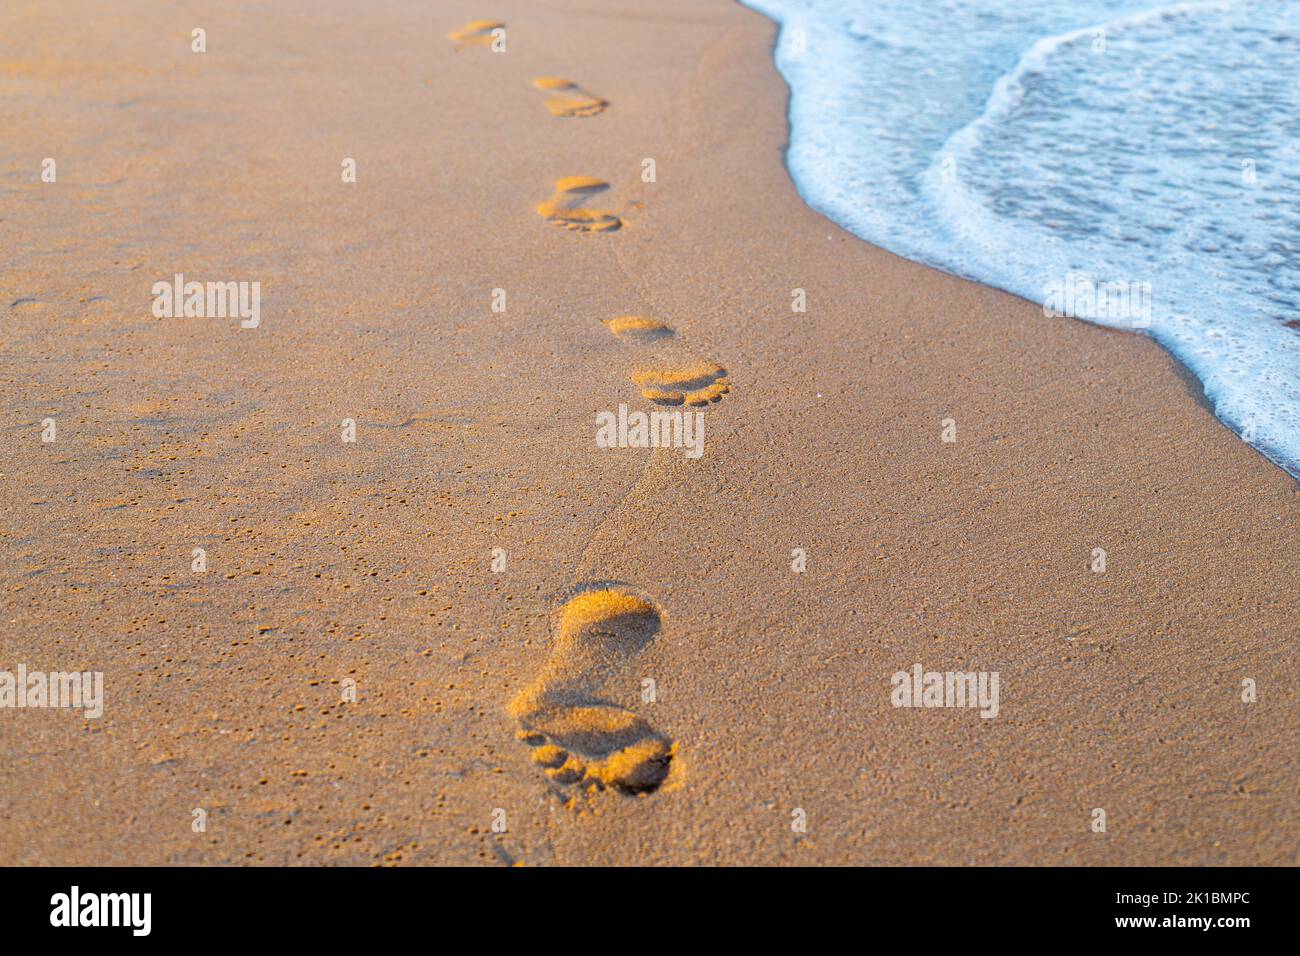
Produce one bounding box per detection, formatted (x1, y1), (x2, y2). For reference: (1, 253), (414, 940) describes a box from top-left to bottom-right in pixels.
(742, 0), (1300, 476)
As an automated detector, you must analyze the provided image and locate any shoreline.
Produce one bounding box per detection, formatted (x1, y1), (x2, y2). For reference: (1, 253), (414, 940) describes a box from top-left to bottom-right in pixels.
(740, 0), (1300, 482)
(1, 0), (1296, 864)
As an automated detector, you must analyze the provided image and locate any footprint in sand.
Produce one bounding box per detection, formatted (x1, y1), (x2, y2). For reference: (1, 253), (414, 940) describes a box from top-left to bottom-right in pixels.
(448, 19), (504, 51)
(603, 315), (674, 342)
(509, 587), (674, 793)
(532, 77), (608, 117)
(536, 177), (622, 232)
(634, 359), (732, 406)
(603, 318), (732, 405)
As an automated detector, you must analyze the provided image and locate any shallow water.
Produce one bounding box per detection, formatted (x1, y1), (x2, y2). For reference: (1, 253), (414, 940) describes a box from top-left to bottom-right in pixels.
(741, 0), (1300, 476)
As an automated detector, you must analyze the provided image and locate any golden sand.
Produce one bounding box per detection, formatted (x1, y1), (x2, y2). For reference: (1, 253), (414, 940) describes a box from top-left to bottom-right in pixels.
(2, 0), (1295, 865)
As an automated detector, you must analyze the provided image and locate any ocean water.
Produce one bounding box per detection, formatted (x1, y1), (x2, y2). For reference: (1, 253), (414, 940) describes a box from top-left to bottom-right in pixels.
(741, 0), (1300, 477)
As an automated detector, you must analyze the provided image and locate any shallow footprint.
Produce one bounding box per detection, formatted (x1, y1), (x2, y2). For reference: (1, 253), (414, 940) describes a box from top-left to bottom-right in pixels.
(448, 19), (503, 50)
(509, 588), (674, 793)
(532, 77), (608, 117)
(10, 297), (46, 314)
(633, 360), (732, 406)
(536, 177), (622, 232)
(603, 315), (674, 342)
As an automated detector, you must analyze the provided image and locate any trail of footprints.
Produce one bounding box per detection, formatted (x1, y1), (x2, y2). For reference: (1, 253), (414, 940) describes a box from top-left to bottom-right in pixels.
(510, 319), (729, 793)
(449, 19), (736, 794)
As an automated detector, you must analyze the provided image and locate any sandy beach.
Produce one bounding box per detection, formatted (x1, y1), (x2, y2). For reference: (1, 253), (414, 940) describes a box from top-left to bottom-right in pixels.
(1, 0), (1296, 866)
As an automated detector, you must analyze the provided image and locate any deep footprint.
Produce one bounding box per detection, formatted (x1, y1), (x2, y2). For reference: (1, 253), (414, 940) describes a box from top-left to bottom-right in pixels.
(633, 360), (732, 406)
(448, 19), (503, 50)
(536, 177), (622, 232)
(533, 77), (608, 117)
(509, 588), (674, 793)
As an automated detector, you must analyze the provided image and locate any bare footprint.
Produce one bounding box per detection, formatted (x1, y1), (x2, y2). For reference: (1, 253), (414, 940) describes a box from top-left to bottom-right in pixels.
(448, 19), (504, 51)
(603, 315), (674, 342)
(509, 587), (674, 793)
(532, 77), (608, 117)
(633, 360), (732, 406)
(536, 177), (622, 232)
